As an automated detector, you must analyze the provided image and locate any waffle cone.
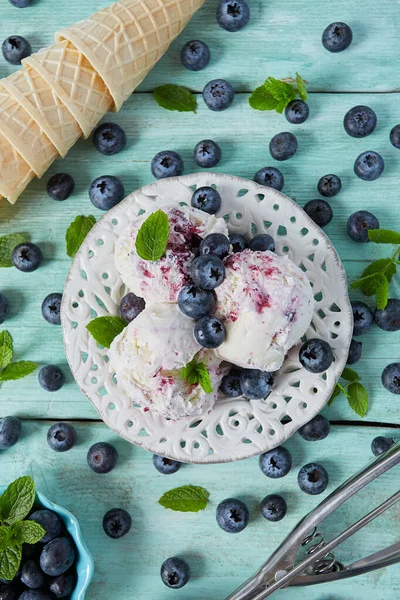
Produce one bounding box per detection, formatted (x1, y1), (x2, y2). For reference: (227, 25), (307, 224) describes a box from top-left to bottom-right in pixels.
(23, 40), (113, 138)
(2, 66), (81, 158)
(56, 0), (205, 111)
(0, 130), (35, 204)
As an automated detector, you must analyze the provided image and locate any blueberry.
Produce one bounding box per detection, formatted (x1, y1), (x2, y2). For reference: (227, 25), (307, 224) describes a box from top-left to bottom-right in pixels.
(191, 186), (221, 215)
(347, 339), (362, 364)
(354, 151), (384, 181)
(260, 494), (287, 522)
(41, 293), (62, 325)
(19, 592), (52, 600)
(8, 0), (31, 7)
(120, 292), (145, 322)
(381, 363), (400, 394)
(153, 454), (181, 475)
(0, 293), (9, 324)
(200, 233), (230, 259)
(322, 22), (353, 53)
(248, 234), (275, 252)
(216, 0), (250, 32)
(374, 299), (400, 332)
(229, 233), (248, 253)
(160, 557), (190, 588)
(352, 301), (373, 336)
(299, 339), (334, 373)
(347, 210), (380, 243)
(92, 123), (126, 155)
(344, 105), (377, 138)
(240, 369), (274, 399)
(29, 510), (62, 543)
(298, 415), (330, 441)
(269, 132), (298, 161)
(298, 463), (329, 495)
(2, 36), (31, 65)
(89, 175), (125, 211)
(216, 499), (249, 533)
(194, 139), (221, 168)
(219, 369), (243, 397)
(371, 435), (395, 457)
(317, 174), (341, 198)
(47, 423), (76, 453)
(178, 285), (216, 319)
(151, 150), (184, 179)
(0, 581), (17, 600)
(180, 40), (210, 71)
(46, 173), (75, 201)
(254, 166), (284, 191)
(390, 124), (400, 149)
(194, 315), (226, 348)
(0, 416), (21, 450)
(38, 366), (65, 392)
(190, 255), (225, 290)
(304, 199), (333, 228)
(11, 243), (43, 272)
(103, 508), (132, 539)
(87, 442), (118, 473)
(21, 561), (44, 589)
(259, 446), (292, 478)
(40, 538), (76, 576)
(203, 79), (234, 112)
(285, 99), (309, 125)
(48, 572), (75, 599)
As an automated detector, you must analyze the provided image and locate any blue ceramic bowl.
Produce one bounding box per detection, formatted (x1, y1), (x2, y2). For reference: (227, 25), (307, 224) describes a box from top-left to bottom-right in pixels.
(0, 487), (94, 599)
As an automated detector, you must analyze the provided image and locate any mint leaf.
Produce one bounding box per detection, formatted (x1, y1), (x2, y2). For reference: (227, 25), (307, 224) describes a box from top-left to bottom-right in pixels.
(66, 215), (96, 259)
(135, 210), (169, 261)
(264, 77), (296, 105)
(0, 347), (12, 369)
(0, 331), (12, 353)
(360, 259), (397, 295)
(0, 477), (36, 525)
(368, 229), (400, 244)
(351, 273), (382, 291)
(197, 366), (213, 394)
(86, 316), (127, 348)
(296, 72), (308, 101)
(341, 367), (359, 382)
(0, 362), (37, 382)
(159, 485), (209, 512)
(249, 86), (278, 111)
(181, 359), (213, 394)
(10, 521), (45, 545)
(0, 545), (21, 581)
(348, 382), (368, 417)
(153, 84), (197, 113)
(376, 276), (389, 310)
(0, 233), (27, 268)
(328, 384), (341, 406)
(0, 527), (9, 552)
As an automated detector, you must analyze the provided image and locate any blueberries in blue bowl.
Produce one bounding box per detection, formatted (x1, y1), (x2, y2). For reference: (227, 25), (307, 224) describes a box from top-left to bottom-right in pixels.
(354, 151), (384, 181)
(0, 581), (18, 599)
(2, 35), (31, 64)
(40, 538), (76, 577)
(191, 186), (221, 215)
(48, 571), (75, 598)
(181, 40), (210, 71)
(46, 174), (75, 201)
(322, 22), (352, 53)
(153, 454), (181, 475)
(344, 106), (377, 138)
(194, 139), (221, 168)
(161, 557), (190, 588)
(194, 315), (226, 348)
(303, 199), (333, 228)
(285, 99), (309, 125)
(87, 442), (118, 473)
(254, 166), (284, 191)
(0, 293), (9, 324)
(120, 292), (145, 323)
(259, 446), (292, 478)
(102, 508), (132, 539)
(12, 243), (43, 273)
(0, 416), (21, 450)
(92, 123), (126, 156)
(352, 301), (373, 336)
(216, 498), (249, 533)
(375, 299), (400, 332)
(151, 150), (184, 179)
(30, 510), (63, 544)
(203, 79), (234, 112)
(19, 590), (52, 600)
(299, 339), (334, 373)
(381, 363), (400, 394)
(347, 210), (380, 243)
(269, 132), (298, 161)
(216, 0), (250, 32)
(240, 369), (273, 399)
(38, 366), (65, 392)
(190, 255), (225, 290)
(219, 369), (243, 398)
(317, 174), (341, 198)
(21, 560), (44, 589)
(42, 293), (62, 325)
(47, 423), (77, 453)
(260, 494), (287, 522)
(298, 463), (329, 495)
(89, 175), (125, 211)
(178, 285), (216, 320)
(200, 233), (230, 260)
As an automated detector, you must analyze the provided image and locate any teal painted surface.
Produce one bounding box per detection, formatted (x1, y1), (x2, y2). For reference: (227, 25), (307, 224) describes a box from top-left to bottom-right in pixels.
(0, 0), (400, 598)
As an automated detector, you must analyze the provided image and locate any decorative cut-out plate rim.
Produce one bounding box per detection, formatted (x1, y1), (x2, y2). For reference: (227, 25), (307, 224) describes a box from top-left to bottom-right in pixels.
(61, 172), (353, 464)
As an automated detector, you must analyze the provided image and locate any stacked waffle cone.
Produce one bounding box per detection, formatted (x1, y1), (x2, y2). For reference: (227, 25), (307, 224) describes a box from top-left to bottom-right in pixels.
(0, 0), (204, 204)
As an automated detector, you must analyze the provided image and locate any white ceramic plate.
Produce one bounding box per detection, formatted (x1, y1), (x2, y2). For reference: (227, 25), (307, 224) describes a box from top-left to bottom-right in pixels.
(61, 173), (352, 464)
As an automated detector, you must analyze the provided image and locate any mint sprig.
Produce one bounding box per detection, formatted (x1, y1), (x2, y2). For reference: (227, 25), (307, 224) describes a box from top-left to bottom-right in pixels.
(328, 367), (368, 417)
(351, 228), (400, 310)
(249, 74), (308, 113)
(181, 358), (213, 394)
(135, 210), (170, 261)
(0, 233), (27, 268)
(86, 316), (127, 348)
(153, 84), (197, 113)
(159, 485), (209, 512)
(0, 331), (37, 384)
(0, 477), (45, 581)
(66, 215), (96, 259)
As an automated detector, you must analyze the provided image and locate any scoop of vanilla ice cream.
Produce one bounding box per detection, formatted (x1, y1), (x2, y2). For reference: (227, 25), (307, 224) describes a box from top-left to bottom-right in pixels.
(215, 249), (315, 372)
(115, 204), (228, 303)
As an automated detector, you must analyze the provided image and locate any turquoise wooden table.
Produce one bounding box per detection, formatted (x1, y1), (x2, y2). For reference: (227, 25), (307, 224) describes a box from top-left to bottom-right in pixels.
(1, 0), (400, 598)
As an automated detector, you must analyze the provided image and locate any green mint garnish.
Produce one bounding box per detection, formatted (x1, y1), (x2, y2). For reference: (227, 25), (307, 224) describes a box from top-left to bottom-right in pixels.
(0, 477), (45, 581)
(0, 233), (27, 268)
(66, 215), (96, 259)
(86, 316), (128, 348)
(181, 358), (213, 394)
(135, 210), (170, 261)
(153, 84), (197, 113)
(249, 74), (307, 113)
(368, 229), (400, 244)
(328, 367), (368, 417)
(0, 347), (12, 370)
(0, 332), (37, 384)
(159, 485), (209, 513)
